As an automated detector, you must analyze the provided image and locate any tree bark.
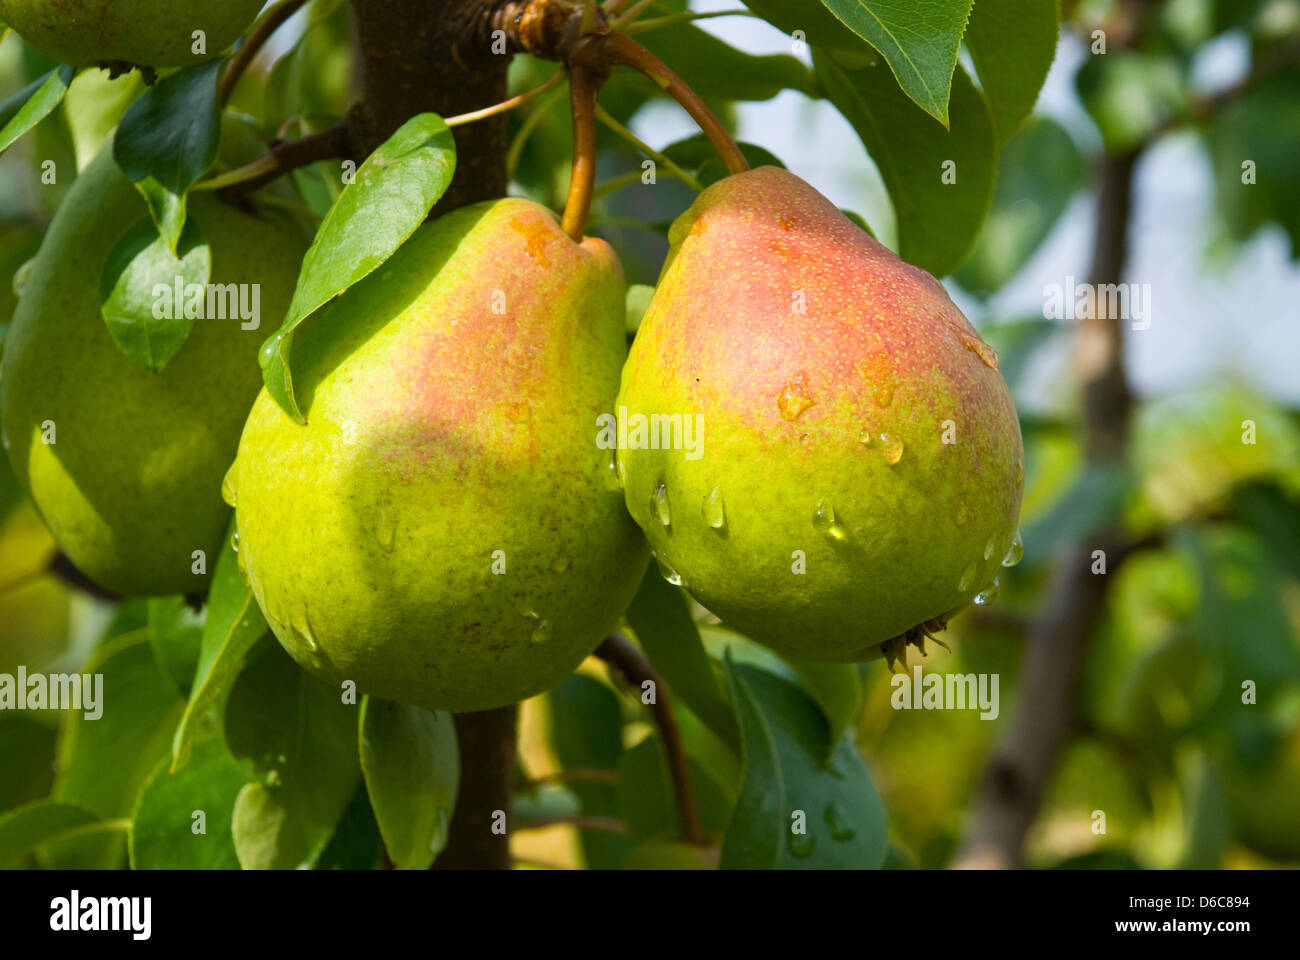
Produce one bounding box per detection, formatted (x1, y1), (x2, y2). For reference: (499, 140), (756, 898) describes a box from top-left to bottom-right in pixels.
(348, 0), (517, 869)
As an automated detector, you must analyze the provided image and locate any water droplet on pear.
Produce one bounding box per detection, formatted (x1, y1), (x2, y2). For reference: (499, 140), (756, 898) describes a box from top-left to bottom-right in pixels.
(656, 555), (682, 586)
(702, 486), (726, 529)
(974, 577), (1000, 606)
(812, 501), (848, 541)
(1002, 530), (1024, 568)
(651, 481), (671, 526)
(878, 432), (904, 465)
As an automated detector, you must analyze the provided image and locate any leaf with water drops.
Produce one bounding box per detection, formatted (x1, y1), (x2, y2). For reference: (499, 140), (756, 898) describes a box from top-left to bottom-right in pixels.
(259, 113), (456, 422)
(226, 642), (360, 869)
(359, 697), (459, 869)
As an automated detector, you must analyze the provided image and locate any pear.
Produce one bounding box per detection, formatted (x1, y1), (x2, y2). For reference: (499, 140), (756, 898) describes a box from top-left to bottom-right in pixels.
(617, 167), (1024, 663)
(0, 0), (265, 68)
(229, 199), (649, 714)
(0, 143), (308, 596)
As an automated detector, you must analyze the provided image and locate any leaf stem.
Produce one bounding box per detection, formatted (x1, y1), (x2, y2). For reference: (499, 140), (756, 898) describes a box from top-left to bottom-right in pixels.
(445, 72), (565, 128)
(594, 103), (702, 191)
(219, 0), (311, 107)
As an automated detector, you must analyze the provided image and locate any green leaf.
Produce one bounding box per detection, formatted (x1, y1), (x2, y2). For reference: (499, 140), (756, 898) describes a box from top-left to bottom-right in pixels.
(0, 716), (57, 813)
(226, 641), (360, 869)
(625, 570), (739, 750)
(48, 632), (184, 868)
(777, 653), (863, 755)
(259, 112), (457, 422)
(147, 596), (205, 697)
(1206, 69), (1300, 258)
(99, 216), (212, 372)
(1228, 482), (1300, 578)
(817, 55), (997, 276)
(315, 782), (383, 869)
(0, 65), (76, 157)
(0, 801), (104, 868)
(1076, 50), (1186, 153)
(823, 0), (974, 124)
(113, 61), (222, 252)
(722, 662), (889, 869)
(1021, 462), (1133, 565)
(625, 284), (655, 336)
(965, 0), (1060, 145)
(954, 115), (1085, 296)
(616, 732), (732, 843)
(718, 655), (785, 869)
(129, 737), (250, 869)
(547, 673), (627, 869)
(661, 135), (786, 188)
(358, 697), (459, 869)
(172, 515), (269, 773)
(633, 22), (816, 103)
(740, 0), (870, 54)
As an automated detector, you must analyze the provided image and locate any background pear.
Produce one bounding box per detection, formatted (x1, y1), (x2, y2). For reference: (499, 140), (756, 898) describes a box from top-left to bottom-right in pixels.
(0, 144), (308, 596)
(617, 166), (1024, 663)
(0, 0), (265, 68)
(230, 198), (649, 714)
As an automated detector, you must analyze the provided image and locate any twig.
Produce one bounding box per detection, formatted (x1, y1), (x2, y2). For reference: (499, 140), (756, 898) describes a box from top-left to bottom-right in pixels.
(595, 632), (706, 845)
(197, 121), (351, 199)
(49, 553), (121, 602)
(445, 72), (565, 127)
(219, 0), (311, 107)
(594, 104), (702, 190)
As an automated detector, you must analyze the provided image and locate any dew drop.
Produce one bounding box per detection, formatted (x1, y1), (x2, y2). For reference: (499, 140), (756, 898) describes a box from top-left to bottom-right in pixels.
(1002, 530), (1024, 568)
(221, 468), (238, 508)
(530, 618), (552, 645)
(974, 577), (1000, 606)
(702, 486), (726, 530)
(878, 432), (904, 465)
(777, 371), (815, 421)
(812, 501), (848, 541)
(235, 548), (250, 586)
(291, 609), (319, 652)
(603, 451), (623, 491)
(656, 555), (682, 586)
(230, 531), (240, 552)
(825, 802), (856, 842)
(958, 561), (978, 593)
(983, 535), (995, 561)
(616, 456), (627, 489)
(651, 481), (671, 527)
(873, 380), (896, 408)
(857, 430), (874, 446)
(788, 831), (816, 859)
(12, 258), (33, 298)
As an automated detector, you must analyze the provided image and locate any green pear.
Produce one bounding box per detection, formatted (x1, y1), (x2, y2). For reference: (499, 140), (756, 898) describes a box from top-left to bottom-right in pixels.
(617, 167), (1024, 663)
(229, 198), (649, 714)
(0, 0), (265, 68)
(0, 143), (308, 596)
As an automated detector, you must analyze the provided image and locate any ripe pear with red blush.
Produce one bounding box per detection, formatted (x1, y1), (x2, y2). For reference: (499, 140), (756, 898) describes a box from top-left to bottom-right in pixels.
(229, 198), (649, 713)
(616, 166), (1024, 663)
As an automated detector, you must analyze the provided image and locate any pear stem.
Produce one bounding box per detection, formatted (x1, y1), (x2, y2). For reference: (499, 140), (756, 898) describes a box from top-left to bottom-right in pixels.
(594, 30), (749, 176)
(219, 0), (310, 107)
(560, 62), (604, 240)
(596, 632), (707, 846)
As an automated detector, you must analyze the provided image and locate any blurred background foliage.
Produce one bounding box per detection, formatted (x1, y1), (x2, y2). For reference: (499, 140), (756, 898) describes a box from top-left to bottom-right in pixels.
(1, 0), (1298, 869)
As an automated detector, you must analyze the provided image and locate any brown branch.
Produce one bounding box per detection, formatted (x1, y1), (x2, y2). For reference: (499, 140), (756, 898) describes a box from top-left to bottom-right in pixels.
(219, 0), (311, 107)
(211, 121), (352, 200)
(595, 632), (706, 845)
(954, 149), (1141, 870)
